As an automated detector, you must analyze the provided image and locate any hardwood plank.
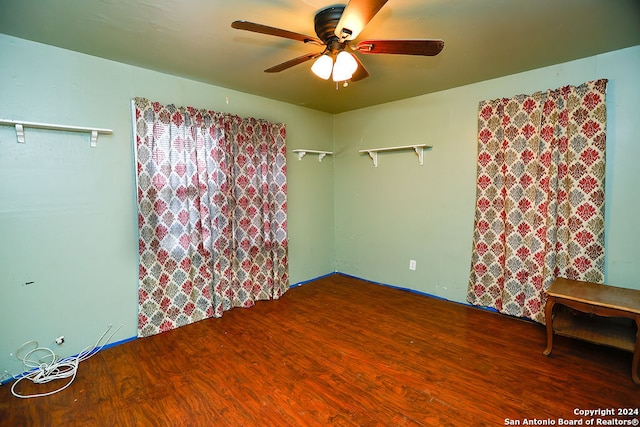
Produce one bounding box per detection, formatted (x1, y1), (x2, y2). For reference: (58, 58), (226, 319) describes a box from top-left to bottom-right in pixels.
(1, 274), (637, 426)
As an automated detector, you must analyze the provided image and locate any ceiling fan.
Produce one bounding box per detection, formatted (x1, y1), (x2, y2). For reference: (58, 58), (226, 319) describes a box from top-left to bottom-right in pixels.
(231, 0), (444, 84)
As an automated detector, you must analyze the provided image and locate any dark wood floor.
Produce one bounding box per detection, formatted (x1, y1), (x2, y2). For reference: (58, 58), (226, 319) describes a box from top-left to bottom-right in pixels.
(1, 274), (638, 426)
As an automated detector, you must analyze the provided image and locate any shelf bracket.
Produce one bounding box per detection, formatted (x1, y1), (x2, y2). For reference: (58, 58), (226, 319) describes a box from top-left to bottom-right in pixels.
(366, 150), (378, 167)
(414, 146), (424, 165)
(15, 123), (25, 144)
(90, 130), (99, 148)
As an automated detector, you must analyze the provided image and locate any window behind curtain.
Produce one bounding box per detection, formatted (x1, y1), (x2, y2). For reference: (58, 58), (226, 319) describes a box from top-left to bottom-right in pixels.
(133, 98), (289, 337)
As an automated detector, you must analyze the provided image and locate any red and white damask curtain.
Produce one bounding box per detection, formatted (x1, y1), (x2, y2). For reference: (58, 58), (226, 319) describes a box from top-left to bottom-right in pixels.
(467, 79), (607, 323)
(133, 98), (289, 337)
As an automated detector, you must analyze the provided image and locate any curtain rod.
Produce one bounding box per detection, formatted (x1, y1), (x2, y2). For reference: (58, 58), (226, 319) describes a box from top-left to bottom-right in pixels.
(0, 119), (113, 147)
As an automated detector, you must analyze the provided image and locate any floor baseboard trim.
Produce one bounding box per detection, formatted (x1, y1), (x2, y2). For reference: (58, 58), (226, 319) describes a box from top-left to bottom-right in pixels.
(331, 271), (503, 314)
(333, 272), (541, 324)
(289, 272), (337, 289)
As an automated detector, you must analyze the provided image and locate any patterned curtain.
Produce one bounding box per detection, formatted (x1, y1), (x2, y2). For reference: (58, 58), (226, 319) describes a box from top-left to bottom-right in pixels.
(133, 98), (289, 337)
(467, 79), (607, 323)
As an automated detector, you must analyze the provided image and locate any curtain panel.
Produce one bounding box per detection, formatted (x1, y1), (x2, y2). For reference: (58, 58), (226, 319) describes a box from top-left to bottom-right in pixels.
(133, 98), (289, 337)
(467, 79), (607, 323)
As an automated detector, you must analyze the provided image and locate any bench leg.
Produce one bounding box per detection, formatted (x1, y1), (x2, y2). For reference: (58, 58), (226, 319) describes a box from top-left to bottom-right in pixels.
(543, 296), (555, 356)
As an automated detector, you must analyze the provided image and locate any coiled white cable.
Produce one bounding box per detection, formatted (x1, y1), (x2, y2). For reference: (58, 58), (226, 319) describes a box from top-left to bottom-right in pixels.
(10, 323), (123, 399)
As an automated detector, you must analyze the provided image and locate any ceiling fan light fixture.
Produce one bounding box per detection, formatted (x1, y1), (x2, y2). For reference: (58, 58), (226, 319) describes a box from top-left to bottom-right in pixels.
(332, 67), (352, 82)
(332, 51), (358, 82)
(311, 54), (333, 80)
(335, 51), (358, 75)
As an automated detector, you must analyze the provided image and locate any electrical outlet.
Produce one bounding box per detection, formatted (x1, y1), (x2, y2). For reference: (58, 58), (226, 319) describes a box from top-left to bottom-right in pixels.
(409, 259), (417, 271)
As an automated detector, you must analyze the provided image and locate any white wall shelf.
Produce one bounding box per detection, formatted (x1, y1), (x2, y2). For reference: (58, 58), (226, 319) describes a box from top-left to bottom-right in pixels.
(292, 149), (333, 162)
(0, 119), (113, 147)
(359, 144), (432, 167)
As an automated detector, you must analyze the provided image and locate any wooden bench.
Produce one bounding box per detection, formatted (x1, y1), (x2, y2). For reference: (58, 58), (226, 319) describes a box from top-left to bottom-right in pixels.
(543, 277), (640, 385)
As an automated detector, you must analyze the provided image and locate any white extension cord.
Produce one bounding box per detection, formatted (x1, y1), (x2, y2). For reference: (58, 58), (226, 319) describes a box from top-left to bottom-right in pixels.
(10, 323), (123, 399)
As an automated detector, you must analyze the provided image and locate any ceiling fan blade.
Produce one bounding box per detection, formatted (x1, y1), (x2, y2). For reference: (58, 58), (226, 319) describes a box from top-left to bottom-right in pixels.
(264, 52), (323, 73)
(356, 39), (445, 56)
(351, 55), (370, 81)
(232, 20), (322, 45)
(335, 0), (388, 41)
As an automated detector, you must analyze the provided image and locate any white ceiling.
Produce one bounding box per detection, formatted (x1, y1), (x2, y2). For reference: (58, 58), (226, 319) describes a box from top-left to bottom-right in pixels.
(1, 0), (639, 114)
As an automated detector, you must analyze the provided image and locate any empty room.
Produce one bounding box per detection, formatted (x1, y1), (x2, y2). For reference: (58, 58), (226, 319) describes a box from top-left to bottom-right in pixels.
(1, 0), (639, 425)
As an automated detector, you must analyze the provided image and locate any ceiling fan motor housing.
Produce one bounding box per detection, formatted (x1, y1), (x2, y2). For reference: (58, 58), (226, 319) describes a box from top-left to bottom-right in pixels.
(314, 6), (346, 46)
